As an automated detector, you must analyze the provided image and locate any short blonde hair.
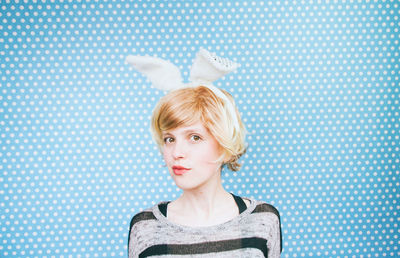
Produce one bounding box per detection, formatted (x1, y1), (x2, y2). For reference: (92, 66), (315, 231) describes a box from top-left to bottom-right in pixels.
(151, 86), (246, 171)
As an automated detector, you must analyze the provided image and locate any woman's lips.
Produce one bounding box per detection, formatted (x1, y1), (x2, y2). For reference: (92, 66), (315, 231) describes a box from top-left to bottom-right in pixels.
(172, 165), (191, 175)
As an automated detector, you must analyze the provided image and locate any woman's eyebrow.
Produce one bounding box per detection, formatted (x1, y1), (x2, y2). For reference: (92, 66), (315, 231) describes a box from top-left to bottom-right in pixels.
(162, 126), (206, 136)
(162, 132), (174, 137)
(182, 128), (205, 135)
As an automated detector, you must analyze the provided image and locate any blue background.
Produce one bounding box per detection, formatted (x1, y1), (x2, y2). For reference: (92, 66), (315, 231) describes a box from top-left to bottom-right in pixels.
(1, 1), (399, 257)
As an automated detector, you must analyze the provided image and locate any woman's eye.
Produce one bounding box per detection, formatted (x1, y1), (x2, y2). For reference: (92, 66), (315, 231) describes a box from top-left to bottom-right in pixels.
(191, 135), (201, 141)
(164, 137), (174, 143)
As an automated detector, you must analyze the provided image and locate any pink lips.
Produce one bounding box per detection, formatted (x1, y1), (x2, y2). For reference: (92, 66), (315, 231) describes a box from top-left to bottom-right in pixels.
(172, 165), (191, 175)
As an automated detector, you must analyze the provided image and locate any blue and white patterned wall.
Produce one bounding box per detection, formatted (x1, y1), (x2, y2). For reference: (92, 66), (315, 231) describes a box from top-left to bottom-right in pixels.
(1, 1), (399, 257)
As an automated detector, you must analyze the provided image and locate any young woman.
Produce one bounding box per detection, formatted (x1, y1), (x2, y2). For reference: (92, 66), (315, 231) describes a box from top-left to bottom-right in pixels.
(127, 50), (282, 257)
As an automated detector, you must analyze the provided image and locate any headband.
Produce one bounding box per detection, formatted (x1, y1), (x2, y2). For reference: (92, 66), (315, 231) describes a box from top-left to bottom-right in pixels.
(126, 48), (240, 132)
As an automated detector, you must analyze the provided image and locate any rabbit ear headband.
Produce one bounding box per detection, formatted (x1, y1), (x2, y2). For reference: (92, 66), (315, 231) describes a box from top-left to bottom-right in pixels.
(126, 48), (240, 131)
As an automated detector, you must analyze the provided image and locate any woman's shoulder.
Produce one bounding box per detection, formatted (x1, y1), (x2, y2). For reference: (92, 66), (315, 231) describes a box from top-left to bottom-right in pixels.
(129, 202), (165, 229)
(128, 203), (166, 246)
(241, 196), (281, 219)
(129, 208), (155, 228)
(253, 200), (280, 216)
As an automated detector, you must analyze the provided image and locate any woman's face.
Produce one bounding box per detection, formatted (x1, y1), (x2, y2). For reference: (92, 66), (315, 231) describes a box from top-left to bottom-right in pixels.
(161, 122), (224, 191)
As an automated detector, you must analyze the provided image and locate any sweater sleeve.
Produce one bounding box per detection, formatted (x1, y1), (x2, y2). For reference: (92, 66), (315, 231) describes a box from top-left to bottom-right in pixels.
(128, 216), (140, 258)
(128, 229), (138, 258)
(253, 202), (282, 258)
(267, 212), (281, 258)
(128, 210), (157, 258)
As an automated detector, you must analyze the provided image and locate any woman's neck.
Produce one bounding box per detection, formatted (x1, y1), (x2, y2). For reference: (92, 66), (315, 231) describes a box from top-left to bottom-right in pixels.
(167, 183), (239, 227)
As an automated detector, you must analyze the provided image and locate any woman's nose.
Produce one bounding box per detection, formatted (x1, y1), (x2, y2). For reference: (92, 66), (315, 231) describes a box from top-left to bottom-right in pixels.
(172, 142), (186, 159)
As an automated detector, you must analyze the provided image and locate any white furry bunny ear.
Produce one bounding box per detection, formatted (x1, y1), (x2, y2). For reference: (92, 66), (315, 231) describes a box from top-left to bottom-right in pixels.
(189, 48), (240, 84)
(126, 55), (184, 91)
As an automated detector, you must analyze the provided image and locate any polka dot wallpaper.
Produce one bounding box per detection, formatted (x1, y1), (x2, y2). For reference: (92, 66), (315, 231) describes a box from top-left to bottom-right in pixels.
(1, 0), (399, 257)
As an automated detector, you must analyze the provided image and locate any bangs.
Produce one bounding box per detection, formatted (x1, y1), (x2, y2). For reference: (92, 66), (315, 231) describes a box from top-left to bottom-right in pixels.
(158, 99), (203, 132)
(151, 87), (216, 145)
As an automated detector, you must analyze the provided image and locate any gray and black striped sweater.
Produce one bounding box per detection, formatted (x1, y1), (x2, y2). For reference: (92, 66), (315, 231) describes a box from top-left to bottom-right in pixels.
(128, 195), (282, 257)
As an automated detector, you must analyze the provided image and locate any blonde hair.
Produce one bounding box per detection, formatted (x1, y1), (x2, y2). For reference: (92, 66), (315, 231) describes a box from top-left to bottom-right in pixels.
(151, 86), (246, 171)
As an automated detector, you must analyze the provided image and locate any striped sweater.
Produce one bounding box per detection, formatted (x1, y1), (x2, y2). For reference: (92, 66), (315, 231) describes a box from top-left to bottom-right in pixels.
(128, 196), (282, 257)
